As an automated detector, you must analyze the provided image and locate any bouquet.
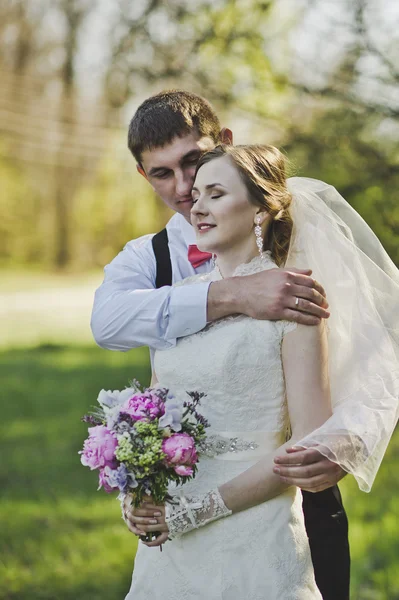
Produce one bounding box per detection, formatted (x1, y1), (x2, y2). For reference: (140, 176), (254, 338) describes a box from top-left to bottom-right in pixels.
(79, 380), (209, 539)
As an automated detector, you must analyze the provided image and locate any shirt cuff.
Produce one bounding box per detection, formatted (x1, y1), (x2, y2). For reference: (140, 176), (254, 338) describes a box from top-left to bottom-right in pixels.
(166, 282), (211, 341)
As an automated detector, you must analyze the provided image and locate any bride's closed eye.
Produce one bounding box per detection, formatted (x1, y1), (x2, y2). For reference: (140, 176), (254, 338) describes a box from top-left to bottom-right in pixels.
(191, 192), (223, 204)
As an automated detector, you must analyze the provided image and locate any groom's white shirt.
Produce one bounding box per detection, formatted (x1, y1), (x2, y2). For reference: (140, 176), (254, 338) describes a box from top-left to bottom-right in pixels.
(91, 213), (211, 352)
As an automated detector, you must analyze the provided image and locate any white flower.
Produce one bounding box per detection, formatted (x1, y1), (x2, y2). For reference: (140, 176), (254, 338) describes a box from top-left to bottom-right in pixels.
(97, 387), (138, 429)
(158, 399), (184, 432)
(97, 387), (135, 409)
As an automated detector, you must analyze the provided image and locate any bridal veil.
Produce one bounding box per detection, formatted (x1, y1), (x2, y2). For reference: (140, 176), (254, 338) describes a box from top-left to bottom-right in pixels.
(286, 177), (399, 492)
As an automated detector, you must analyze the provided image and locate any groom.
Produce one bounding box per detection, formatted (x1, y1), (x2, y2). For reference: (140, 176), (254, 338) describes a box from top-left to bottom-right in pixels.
(91, 90), (349, 599)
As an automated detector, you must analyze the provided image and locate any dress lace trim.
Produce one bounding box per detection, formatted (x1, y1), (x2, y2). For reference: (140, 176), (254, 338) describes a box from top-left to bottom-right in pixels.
(231, 251), (275, 277)
(173, 252), (276, 289)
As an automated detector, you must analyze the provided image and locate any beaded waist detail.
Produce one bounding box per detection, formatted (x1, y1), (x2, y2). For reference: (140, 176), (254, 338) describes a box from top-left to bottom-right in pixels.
(198, 431), (280, 461)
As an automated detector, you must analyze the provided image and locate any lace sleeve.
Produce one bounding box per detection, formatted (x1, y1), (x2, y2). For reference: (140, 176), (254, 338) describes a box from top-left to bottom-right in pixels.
(165, 488), (232, 540)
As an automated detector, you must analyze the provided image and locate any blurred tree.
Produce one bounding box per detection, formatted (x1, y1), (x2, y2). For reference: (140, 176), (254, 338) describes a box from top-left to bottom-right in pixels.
(277, 0), (399, 264)
(290, 0), (399, 119)
(104, 0), (283, 115)
(0, 0), (397, 270)
(53, 0), (95, 267)
(283, 106), (399, 264)
(0, 0), (111, 268)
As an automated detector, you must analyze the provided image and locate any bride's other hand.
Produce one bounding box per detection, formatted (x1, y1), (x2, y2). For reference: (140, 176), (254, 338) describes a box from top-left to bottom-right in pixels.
(208, 268), (330, 326)
(123, 495), (169, 546)
(273, 447), (346, 492)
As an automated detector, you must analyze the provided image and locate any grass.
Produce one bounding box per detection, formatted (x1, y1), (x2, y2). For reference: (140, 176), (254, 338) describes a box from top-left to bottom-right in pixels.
(0, 268), (103, 294)
(0, 269), (103, 349)
(0, 344), (151, 600)
(1, 343), (398, 600)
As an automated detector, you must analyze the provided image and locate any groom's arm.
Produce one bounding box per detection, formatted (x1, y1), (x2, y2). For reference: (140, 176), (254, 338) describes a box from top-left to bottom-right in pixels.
(92, 239), (330, 352)
(91, 238), (210, 351)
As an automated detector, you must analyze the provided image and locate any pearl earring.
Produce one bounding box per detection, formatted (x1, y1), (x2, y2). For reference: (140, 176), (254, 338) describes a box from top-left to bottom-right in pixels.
(254, 216), (263, 258)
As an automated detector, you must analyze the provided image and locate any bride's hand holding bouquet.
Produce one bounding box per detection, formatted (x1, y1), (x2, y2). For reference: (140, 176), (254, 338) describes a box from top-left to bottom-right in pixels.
(122, 430), (202, 547)
(79, 382), (209, 546)
(122, 495), (169, 547)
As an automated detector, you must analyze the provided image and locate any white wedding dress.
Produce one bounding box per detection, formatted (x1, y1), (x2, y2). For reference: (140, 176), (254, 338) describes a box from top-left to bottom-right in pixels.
(125, 253), (322, 600)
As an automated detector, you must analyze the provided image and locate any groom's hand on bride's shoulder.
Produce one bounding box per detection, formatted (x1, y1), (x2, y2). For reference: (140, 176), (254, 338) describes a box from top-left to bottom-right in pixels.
(231, 268), (330, 326)
(235, 268), (330, 325)
(273, 447), (346, 492)
(207, 267), (329, 326)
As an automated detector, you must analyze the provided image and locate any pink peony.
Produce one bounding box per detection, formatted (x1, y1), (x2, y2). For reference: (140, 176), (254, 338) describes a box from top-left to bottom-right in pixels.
(80, 425), (118, 470)
(121, 392), (165, 422)
(162, 433), (198, 469)
(174, 464), (194, 476)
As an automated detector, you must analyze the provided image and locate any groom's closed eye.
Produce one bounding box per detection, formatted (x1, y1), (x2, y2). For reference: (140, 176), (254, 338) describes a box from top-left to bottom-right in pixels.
(183, 157), (200, 167)
(151, 169), (172, 179)
(181, 151), (202, 167)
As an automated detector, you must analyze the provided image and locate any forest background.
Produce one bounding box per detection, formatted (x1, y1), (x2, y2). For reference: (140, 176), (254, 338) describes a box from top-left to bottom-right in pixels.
(1, 0), (398, 598)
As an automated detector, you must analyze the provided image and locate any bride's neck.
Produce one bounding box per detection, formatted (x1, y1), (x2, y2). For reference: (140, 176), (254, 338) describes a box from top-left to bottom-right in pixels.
(215, 238), (259, 279)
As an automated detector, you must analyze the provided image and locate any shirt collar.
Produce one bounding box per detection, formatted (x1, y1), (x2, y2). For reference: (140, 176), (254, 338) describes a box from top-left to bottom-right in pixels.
(168, 212), (197, 247)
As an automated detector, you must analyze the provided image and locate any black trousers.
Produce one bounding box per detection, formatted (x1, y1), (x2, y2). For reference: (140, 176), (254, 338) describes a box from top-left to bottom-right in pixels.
(302, 486), (350, 600)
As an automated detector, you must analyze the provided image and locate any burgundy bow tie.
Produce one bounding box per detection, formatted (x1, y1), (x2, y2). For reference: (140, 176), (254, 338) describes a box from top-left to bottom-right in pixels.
(188, 245), (213, 269)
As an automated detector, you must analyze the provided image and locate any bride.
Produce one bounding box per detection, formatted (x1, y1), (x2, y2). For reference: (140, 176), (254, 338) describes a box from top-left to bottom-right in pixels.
(121, 144), (399, 599)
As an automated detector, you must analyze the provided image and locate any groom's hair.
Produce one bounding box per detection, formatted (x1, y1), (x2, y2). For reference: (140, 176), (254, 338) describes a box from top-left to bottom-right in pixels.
(128, 90), (221, 163)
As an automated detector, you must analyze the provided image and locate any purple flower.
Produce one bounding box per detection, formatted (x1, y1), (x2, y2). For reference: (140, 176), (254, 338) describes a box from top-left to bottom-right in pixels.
(98, 468), (118, 493)
(97, 388), (141, 429)
(162, 433), (198, 469)
(98, 464), (138, 493)
(120, 392), (165, 422)
(158, 400), (183, 432)
(81, 414), (102, 426)
(80, 425), (118, 471)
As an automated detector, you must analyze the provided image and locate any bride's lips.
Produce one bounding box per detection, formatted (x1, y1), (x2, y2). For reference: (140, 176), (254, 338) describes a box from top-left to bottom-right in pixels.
(196, 223), (216, 234)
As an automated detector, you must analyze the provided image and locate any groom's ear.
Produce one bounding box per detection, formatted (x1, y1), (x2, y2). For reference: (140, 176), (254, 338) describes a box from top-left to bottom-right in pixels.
(136, 164), (148, 180)
(220, 128), (233, 145)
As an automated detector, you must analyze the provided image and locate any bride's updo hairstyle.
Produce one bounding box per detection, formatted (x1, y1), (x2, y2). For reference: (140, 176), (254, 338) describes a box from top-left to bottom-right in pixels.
(195, 145), (293, 267)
